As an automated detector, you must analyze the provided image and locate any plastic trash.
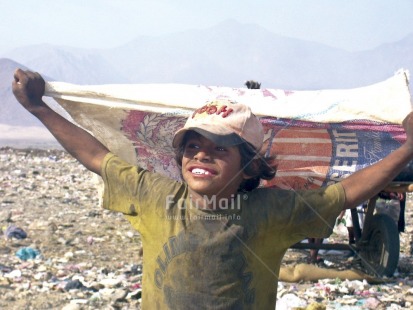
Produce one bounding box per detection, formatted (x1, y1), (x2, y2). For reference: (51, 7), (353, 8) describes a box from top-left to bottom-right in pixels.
(5, 225), (27, 240)
(16, 247), (40, 261)
(276, 293), (307, 309)
(64, 279), (86, 291)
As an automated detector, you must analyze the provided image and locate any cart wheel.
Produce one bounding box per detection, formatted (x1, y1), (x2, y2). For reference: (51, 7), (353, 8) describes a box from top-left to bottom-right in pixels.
(359, 214), (399, 277)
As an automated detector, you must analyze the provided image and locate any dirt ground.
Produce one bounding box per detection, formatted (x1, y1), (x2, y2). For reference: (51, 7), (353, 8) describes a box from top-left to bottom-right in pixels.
(1, 147), (413, 309)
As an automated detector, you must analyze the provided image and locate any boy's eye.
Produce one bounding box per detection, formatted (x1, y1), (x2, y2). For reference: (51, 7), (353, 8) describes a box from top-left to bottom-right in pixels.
(216, 146), (227, 152)
(186, 142), (199, 149)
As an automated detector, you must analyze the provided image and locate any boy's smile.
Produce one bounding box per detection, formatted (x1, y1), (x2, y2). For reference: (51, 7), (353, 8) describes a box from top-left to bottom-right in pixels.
(189, 166), (217, 176)
(182, 132), (247, 207)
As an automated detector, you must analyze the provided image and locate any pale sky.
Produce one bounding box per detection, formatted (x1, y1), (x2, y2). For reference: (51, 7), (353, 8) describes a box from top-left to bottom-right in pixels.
(1, 0), (413, 54)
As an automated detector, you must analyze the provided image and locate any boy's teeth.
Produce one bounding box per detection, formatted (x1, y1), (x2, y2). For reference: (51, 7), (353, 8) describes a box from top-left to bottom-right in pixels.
(192, 168), (210, 175)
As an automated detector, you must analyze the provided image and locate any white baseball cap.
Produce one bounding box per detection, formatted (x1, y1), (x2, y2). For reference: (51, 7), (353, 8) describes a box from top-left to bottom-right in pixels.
(172, 99), (264, 151)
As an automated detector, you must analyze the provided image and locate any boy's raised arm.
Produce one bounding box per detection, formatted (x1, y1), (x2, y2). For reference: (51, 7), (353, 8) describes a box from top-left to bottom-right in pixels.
(12, 69), (109, 175)
(341, 112), (413, 210)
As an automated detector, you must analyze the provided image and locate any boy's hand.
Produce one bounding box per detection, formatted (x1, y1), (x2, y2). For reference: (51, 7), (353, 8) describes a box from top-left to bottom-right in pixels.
(12, 69), (47, 113)
(403, 112), (413, 150)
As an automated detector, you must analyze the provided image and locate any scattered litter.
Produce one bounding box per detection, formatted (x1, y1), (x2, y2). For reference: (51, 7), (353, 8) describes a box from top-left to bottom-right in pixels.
(15, 247), (40, 261)
(5, 225), (27, 240)
(64, 279), (87, 291)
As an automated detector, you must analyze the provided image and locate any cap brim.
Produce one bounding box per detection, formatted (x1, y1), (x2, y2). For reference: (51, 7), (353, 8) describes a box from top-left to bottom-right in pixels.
(172, 127), (245, 148)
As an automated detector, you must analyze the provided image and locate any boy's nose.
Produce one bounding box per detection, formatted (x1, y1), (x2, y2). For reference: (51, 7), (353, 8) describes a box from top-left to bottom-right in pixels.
(194, 149), (211, 161)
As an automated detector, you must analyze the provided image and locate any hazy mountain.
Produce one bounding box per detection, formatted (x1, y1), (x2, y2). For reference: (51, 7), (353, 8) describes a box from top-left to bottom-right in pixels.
(1, 19), (412, 128)
(352, 33), (413, 86)
(104, 20), (356, 89)
(4, 44), (128, 84)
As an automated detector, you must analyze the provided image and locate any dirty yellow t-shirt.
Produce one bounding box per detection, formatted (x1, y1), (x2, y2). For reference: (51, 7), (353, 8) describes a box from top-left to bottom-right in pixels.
(101, 153), (345, 309)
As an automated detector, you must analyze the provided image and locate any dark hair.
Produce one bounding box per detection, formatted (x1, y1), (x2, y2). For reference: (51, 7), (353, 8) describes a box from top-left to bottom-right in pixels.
(238, 142), (276, 191)
(174, 131), (276, 192)
(245, 80), (261, 89)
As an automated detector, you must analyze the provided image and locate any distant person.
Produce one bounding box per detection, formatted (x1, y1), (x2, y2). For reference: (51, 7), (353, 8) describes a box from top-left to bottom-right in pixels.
(12, 69), (413, 309)
(377, 191), (405, 231)
(336, 204), (365, 245)
(398, 192), (406, 232)
(307, 237), (324, 264)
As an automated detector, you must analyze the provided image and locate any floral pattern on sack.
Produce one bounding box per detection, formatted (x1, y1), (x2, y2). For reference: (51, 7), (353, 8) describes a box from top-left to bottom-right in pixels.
(121, 110), (186, 179)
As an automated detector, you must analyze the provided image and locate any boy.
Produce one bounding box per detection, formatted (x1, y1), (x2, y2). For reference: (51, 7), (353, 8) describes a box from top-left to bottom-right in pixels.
(12, 69), (413, 309)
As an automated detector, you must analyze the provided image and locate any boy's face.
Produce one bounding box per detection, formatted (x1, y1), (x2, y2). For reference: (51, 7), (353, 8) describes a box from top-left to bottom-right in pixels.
(181, 132), (247, 202)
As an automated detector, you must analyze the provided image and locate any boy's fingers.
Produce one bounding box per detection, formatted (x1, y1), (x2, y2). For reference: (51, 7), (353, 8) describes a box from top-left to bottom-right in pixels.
(402, 112), (412, 129)
(13, 69), (21, 82)
(13, 68), (27, 84)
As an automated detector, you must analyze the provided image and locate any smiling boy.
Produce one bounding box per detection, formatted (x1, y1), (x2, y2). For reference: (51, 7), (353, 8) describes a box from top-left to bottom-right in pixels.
(12, 69), (413, 309)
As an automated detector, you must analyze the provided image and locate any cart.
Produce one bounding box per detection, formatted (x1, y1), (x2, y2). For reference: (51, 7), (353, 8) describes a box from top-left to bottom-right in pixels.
(291, 162), (413, 278)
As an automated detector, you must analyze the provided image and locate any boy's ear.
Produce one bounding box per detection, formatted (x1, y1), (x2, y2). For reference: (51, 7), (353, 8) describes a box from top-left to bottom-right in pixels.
(242, 172), (254, 180)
